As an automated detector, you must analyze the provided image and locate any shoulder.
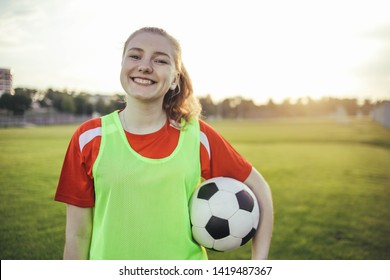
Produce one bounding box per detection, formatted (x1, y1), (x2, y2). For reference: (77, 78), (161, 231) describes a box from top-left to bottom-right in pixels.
(198, 118), (227, 159)
(72, 117), (102, 153)
(199, 118), (225, 142)
(199, 118), (215, 134)
(74, 117), (101, 135)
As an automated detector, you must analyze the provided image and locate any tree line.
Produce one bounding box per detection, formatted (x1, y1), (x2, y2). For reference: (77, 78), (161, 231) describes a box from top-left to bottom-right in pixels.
(0, 88), (125, 116)
(0, 87), (385, 118)
(199, 95), (377, 119)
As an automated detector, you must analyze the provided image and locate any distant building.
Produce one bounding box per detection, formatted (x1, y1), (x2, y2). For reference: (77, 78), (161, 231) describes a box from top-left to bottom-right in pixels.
(0, 68), (13, 96)
(334, 105), (350, 124)
(372, 101), (390, 129)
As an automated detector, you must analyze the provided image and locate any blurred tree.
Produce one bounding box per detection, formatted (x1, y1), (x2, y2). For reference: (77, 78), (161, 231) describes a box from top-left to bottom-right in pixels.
(44, 89), (63, 111)
(279, 98), (294, 117)
(74, 93), (93, 115)
(199, 95), (217, 118)
(237, 98), (257, 118)
(360, 99), (372, 115)
(0, 93), (14, 114)
(94, 97), (108, 115)
(43, 88), (78, 113)
(339, 98), (359, 115)
(219, 98), (237, 119)
(0, 88), (33, 115)
(1, 85), (382, 119)
(60, 94), (76, 113)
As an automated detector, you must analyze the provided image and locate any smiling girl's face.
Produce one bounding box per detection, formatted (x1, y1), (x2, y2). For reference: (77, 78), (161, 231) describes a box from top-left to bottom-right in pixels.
(120, 31), (179, 103)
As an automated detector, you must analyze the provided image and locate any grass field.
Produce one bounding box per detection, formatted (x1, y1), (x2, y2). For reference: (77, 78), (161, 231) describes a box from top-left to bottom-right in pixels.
(1, 117), (389, 260)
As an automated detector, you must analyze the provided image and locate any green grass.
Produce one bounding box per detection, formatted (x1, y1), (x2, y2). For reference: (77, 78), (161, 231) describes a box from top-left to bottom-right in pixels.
(1, 117), (389, 259)
(0, 125), (75, 259)
(207, 117), (390, 260)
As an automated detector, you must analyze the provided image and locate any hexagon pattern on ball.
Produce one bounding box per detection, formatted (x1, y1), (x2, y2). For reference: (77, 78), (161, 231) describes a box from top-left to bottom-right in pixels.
(189, 177), (260, 251)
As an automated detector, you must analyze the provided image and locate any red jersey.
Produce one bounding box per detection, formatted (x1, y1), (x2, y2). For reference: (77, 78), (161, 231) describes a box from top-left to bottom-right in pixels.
(55, 116), (252, 207)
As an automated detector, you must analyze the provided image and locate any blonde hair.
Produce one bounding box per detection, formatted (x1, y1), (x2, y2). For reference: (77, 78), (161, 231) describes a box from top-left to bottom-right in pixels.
(123, 27), (202, 124)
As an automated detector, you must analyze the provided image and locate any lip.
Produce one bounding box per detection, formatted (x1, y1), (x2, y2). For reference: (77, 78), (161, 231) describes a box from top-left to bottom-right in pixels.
(131, 76), (157, 85)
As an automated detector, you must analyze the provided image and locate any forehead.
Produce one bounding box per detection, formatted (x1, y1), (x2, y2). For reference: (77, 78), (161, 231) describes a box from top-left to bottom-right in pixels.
(125, 32), (175, 57)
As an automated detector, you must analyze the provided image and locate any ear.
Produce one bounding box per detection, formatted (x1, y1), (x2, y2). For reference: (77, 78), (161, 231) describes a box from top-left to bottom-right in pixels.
(170, 72), (180, 90)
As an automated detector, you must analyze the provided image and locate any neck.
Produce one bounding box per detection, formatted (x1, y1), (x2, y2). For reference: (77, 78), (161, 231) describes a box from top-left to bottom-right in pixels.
(121, 101), (167, 134)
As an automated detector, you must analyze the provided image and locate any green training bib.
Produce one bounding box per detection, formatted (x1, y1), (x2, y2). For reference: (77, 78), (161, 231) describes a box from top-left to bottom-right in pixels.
(89, 111), (206, 260)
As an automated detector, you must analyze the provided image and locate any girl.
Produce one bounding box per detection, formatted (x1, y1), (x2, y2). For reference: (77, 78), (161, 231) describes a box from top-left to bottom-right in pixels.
(55, 27), (273, 260)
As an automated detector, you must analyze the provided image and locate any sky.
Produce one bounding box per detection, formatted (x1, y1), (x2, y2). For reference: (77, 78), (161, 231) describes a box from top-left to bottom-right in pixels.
(0, 0), (389, 104)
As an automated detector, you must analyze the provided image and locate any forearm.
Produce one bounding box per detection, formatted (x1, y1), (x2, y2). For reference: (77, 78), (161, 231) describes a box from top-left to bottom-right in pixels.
(63, 204), (93, 260)
(64, 234), (91, 259)
(251, 198), (273, 259)
(244, 167), (274, 260)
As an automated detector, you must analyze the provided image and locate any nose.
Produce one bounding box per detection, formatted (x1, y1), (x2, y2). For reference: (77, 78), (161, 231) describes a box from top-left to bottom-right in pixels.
(138, 60), (152, 73)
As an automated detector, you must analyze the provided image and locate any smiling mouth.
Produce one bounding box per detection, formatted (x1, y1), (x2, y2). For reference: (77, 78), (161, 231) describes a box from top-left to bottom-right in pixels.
(131, 77), (156, 85)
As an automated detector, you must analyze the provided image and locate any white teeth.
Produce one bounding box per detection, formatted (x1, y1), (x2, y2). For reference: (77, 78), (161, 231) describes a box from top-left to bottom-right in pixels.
(133, 78), (153, 85)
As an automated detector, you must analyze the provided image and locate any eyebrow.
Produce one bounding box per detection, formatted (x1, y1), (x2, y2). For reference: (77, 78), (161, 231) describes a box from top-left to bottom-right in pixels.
(127, 47), (172, 59)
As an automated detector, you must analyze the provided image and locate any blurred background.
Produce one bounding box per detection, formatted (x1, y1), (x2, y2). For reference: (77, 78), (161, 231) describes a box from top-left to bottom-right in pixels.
(0, 0), (389, 260)
(1, 0), (390, 113)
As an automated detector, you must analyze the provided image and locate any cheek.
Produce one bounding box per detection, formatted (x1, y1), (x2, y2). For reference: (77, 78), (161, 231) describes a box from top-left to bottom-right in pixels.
(120, 65), (130, 89)
(120, 68), (127, 83)
(120, 61), (132, 79)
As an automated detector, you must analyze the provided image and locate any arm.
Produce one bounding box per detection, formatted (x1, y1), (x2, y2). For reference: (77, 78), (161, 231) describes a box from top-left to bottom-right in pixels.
(244, 167), (274, 260)
(63, 204), (93, 260)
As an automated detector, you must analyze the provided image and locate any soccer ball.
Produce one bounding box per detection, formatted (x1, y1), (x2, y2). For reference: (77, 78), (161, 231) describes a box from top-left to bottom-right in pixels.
(189, 177), (260, 251)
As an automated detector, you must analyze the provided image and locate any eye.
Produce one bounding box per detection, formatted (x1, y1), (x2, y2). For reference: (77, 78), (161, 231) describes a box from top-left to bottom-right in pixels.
(154, 58), (169, 65)
(128, 54), (141, 60)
